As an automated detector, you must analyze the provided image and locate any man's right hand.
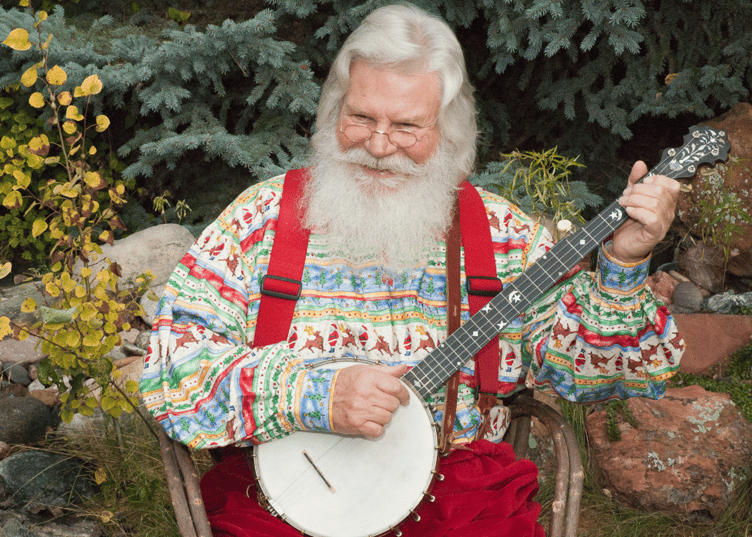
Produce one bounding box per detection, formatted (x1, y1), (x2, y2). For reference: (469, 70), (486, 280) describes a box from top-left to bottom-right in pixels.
(331, 364), (410, 438)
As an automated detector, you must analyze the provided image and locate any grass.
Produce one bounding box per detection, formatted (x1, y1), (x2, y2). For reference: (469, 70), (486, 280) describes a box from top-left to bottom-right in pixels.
(42, 412), (212, 537)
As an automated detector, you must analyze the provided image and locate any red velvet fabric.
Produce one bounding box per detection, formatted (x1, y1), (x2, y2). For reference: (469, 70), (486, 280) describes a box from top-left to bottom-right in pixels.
(200, 440), (545, 537)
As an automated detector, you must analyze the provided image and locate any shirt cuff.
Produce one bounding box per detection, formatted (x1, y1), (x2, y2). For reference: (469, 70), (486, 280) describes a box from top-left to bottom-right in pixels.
(292, 368), (339, 432)
(597, 241), (651, 296)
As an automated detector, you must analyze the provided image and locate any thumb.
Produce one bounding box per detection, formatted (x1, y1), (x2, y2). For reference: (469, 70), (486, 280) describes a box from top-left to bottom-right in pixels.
(379, 363), (408, 377)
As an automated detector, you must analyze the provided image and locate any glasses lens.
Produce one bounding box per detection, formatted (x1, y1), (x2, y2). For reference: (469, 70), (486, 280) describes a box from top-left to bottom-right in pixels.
(389, 130), (418, 148)
(343, 124), (372, 143)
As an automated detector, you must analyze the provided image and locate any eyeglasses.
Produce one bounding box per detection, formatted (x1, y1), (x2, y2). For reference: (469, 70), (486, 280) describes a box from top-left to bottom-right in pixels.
(339, 117), (433, 149)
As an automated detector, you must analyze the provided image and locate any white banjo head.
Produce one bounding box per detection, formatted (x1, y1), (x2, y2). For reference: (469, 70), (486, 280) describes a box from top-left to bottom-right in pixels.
(254, 360), (438, 537)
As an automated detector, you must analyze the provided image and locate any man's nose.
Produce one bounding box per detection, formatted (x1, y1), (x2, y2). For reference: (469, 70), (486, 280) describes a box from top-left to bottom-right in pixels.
(363, 129), (398, 159)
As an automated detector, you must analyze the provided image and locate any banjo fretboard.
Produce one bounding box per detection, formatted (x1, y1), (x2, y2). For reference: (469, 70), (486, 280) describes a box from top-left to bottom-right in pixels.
(402, 126), (729, 399)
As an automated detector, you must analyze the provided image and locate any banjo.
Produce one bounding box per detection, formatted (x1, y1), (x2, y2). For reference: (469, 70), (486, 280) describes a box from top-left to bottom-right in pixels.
(253, 126), (729, 537)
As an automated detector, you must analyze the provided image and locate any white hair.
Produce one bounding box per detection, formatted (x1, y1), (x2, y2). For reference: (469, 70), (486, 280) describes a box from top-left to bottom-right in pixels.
(315, 3), (477, 176)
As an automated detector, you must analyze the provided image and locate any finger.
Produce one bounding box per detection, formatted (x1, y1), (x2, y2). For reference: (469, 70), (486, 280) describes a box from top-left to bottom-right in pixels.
(371, 364), (410, 406)
(359, 421), (385, 439)
(626, 160), (648, 188)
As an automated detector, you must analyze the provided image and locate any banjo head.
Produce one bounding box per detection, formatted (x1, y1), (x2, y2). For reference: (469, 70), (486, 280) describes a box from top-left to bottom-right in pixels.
(254, 359), (439, 537)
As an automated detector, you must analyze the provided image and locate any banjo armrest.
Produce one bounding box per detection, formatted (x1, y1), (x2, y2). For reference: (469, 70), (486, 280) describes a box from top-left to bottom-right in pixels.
(503, 393), (584, 537)
(158, 428), (212, 537)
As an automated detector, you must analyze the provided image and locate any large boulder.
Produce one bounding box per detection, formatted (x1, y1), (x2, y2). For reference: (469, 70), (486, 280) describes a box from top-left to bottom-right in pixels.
(586, 385), (752, 521)
(75, 223), (194, 290)
(0, 396), (56, 445)
(0, 450), (96, 512)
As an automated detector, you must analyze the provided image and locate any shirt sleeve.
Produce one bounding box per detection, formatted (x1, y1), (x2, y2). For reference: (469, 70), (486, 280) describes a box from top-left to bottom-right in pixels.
(480, 191), (685, 404)
(138, 180), (337, 449)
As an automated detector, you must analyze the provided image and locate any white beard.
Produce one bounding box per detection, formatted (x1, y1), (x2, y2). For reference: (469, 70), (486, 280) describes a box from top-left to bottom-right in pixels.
(302, 127), (463, 271)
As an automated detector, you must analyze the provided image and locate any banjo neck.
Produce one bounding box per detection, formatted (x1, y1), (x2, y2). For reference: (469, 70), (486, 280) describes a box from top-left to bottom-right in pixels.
(402, 125), (729, 400)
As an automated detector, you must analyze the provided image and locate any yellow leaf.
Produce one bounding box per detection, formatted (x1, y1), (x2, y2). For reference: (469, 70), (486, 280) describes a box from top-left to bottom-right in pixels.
(65, 105), (83, 121)
(0, 317), (12, 340)
(74, 285), (86, 298)
(0, 262), (11, 280)
(45, 281), (60, 297)
(57, 91), (72, 105)
(37, 11), (48, 21)
(80, 267), (92, 279)
(88, 145), (97, 155)
(20, 67), (37, 87)
(73, 86), (85, 98)
(2, 28), (31, 51)
(95, 114), (110, 132)
(125, 380), (139, 393)
(2, 191), (22, 209)
(0, 136), (15, 150)
(101, 397), (115, 411)
(84, 331), (101, 346)
(99, 510), (114, 524)
(46, 65), (67, 86)
(84, 171), (106, 189)
(66, 330), (81, 347)
(32, 218), (48, 238)
(81, 74), (103, 95)
(29, 92), (45, 108)
(63, 121), (77, 134)
(21, 297), (36, 313)
(94, 468), (108, 486)
(20, 0), (31, 7)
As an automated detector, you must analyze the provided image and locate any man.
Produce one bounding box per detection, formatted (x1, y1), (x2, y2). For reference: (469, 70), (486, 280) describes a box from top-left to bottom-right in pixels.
(140, 4), (684, 536)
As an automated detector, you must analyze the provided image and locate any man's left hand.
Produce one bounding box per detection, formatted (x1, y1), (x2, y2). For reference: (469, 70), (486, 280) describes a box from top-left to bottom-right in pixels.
(611, 161), (681, 264)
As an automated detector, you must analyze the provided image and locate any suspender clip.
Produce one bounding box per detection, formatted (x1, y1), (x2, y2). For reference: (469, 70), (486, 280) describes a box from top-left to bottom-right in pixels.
(260, 274), (302, 300)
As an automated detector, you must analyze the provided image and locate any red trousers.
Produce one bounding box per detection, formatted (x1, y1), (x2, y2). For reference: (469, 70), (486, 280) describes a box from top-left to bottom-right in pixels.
(200, 440), (545, 537)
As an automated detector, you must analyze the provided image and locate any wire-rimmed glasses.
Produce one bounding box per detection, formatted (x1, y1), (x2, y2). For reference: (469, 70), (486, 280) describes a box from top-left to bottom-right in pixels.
(339, 117), (433, 149)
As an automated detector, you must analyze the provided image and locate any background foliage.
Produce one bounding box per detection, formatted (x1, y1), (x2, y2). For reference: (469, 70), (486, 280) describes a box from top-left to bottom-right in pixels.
(1, 0), (751, 262)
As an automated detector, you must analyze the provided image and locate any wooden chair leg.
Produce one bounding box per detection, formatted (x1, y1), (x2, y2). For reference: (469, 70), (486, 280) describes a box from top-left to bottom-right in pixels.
(158, 428), (212, 537)
(506, 394), (583, 537)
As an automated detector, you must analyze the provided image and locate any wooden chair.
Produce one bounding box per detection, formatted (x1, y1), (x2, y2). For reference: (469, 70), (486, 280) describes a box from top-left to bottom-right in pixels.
(157, 393), (583, 537)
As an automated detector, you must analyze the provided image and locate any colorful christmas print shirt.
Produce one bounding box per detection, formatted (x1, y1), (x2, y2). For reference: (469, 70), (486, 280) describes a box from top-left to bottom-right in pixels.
(139, 175), (685, 449)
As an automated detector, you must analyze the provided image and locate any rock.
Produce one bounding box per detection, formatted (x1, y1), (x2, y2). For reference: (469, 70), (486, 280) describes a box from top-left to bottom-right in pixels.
(74, 223), (194, 291)
(0, 282), (45, 324)
(29, 387), (60, 408)
(0, 511), (102, 537)
(586, 385), (752, 520)
(0, 337), (45, 365)
(705, 289), (752, 314)
(0, 396), (55, 445)
(135, 330), (151, 351)
(56, 410), (106, 438)
(677, 103), (752, 278)
(1, 363), (31, 387)
(646, 270), (678, 304)
(671, 281), (705, 312)
(0, 450), (96, 512)
(139, 285), (164, 326)
(676, 240), (727, 293)
(673, 313), (752, 374)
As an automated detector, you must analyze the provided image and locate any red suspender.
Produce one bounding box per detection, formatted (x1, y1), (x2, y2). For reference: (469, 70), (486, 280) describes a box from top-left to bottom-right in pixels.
(253, 168), (311, 347)
(254, 170), (502, 398)
(458, 181), (502, 398)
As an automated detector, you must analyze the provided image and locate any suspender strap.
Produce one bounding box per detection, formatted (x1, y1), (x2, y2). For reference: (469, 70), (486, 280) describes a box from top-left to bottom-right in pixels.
(458, 181), (502, 400)
(254, 169), (311, 347)
(440, 203), (462, 454)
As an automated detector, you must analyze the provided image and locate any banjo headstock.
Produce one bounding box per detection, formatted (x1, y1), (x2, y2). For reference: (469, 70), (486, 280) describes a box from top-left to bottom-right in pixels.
(654, 125), (730, 179)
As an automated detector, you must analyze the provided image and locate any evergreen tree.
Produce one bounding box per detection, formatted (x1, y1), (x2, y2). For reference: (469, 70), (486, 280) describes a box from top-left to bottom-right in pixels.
(1, 0), (750, 232)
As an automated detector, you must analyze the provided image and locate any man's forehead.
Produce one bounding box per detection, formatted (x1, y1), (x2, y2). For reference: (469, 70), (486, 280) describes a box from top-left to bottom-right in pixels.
(343, 61), (442, 120)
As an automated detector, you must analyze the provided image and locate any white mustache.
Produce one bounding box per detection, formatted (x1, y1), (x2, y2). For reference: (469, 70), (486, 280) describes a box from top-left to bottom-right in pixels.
(336, 147), (425, 177)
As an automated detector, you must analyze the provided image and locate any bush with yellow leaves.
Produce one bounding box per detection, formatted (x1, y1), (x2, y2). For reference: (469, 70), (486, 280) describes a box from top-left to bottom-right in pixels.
(1, 1), (153, 427)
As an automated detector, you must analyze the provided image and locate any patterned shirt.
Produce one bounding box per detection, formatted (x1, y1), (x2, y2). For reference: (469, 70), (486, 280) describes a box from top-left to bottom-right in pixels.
(139, 175), (685, 449)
